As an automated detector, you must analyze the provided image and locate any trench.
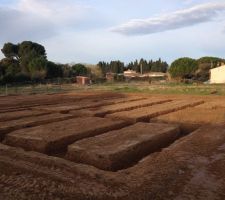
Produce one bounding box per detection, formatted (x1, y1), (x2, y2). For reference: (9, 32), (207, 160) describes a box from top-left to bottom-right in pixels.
(48, 121), (201, 172)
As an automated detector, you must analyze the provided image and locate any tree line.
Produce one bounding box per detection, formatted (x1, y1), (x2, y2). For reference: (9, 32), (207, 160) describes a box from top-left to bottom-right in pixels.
(0, 41), (88, 83)
(1, 41), (224, 84)
(169, 57), (225, 82)
(97, 58), (168, 76)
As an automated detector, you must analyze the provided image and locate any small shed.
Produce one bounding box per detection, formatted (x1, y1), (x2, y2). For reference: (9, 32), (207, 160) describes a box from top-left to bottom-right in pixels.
(76, 76), (91, 85)
(210, 65), (225, 84)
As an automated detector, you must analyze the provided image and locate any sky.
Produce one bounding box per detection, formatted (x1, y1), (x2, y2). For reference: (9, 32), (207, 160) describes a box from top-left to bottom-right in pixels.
(0, 0), (225, 64)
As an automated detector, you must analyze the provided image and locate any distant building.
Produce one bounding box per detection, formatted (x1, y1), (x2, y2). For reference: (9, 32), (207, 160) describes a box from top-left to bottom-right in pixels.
(124, 70), (138, 77)
(106, 72), (116, 81)
(148, 72), (166, 78)
(76, 76), (91, 85)
(210, 65), (225, 84)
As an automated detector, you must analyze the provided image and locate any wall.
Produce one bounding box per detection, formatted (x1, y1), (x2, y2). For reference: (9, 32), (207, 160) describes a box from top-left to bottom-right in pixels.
(210, 65), (225, 84)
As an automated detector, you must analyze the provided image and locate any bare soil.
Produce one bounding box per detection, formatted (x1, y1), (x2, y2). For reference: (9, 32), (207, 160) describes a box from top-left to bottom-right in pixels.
(107, 99), (204, 123)
(0, 91), (225, 200)
(4, 117), (128, 153)
(67, 122), (180, 171)
(151, 107), (225, 134)
(77, 98), (171, 117)
(0, 113), (74, 140)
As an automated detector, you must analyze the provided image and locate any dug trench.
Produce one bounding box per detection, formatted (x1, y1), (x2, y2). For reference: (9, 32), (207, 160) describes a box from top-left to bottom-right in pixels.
(2, 99), (207, 172)
(1, 93), (225, 199)
(4, 119), (201, 172)
(1, 119), (201, 171)
(49, 100), (209, 171)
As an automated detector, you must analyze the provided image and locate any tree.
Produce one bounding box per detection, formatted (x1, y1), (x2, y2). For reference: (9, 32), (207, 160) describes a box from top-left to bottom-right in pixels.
(18, 41), (47, 72)
(197, 57), (224, 68)
(71, 64), (88, 76)
(97, 61), (109, 76)
(1, 43), (19, 60)
(193, 56), (225, 82)
(0, 58), (20, 76)
(28, 56), (47, 80)
(109, 61), (124, 74)
(169, 57), (198, 79)
(46, 61), (63, 78)
(18, 41), (46, 59)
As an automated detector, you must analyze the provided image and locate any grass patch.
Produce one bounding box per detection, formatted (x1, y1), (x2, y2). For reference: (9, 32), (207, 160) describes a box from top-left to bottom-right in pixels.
(1, 82), (225, 96)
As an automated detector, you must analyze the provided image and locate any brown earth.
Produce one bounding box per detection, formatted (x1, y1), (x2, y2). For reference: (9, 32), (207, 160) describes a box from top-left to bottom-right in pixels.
(67, 123), (180, 171)
(0, 91), (225, 200)
(151, 107), (225, 134)
(0, 113), (74, 141)
(32, 96), (145, 113)
(4, 117), (129, 154)
(0, 109), (52, 122)
(106, 99), (204, 123)
(72, 98), (171, 117)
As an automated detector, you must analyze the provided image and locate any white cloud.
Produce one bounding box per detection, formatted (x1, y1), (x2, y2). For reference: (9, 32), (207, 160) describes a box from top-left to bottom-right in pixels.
(0, 0), (92, 42)
(110, 2), (225, 35)
(17, 0), (91, 25)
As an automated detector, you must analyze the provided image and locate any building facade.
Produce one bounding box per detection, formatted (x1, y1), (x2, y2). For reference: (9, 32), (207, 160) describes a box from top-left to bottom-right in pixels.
(210, 65), (225, 84)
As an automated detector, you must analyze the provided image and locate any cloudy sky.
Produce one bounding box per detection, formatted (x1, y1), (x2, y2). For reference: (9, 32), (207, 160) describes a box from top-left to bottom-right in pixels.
(0, 0), (225, 64)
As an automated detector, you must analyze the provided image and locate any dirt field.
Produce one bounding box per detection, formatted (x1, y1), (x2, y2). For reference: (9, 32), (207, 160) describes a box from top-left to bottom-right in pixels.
(0, 91), (225, 200)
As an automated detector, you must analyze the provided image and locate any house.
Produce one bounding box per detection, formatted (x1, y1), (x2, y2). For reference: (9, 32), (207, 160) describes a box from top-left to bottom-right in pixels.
(210, 65), (225, 84)
(76, 76), (91, 85)
(148, 72), (166, 78)
(124, 70), (138, 77)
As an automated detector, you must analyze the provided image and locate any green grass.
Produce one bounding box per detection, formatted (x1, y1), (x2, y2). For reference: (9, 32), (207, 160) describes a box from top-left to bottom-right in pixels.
(0, 82), (225, 96)
(87, 82), (225, 96)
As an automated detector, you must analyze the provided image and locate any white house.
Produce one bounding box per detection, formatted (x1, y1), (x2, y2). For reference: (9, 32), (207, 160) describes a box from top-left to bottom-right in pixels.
(210, 65), (225, 84)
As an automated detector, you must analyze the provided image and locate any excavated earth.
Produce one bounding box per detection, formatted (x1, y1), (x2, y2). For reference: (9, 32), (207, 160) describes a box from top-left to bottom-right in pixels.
(0, 92), (225, 200)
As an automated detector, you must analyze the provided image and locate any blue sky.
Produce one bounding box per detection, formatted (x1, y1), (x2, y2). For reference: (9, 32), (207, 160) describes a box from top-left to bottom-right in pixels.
(0, 0), (225, 64)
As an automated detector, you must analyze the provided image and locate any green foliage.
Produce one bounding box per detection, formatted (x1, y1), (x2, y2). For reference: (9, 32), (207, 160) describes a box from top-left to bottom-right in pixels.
(0, 41), (66, 83)
(28, 56), (47, 72)
(1, 43), (19, 59)
(46, 61), (63, 78)
(109, 61), (124, 74)
(97, 61), (109, 76)
(0, 58), (20, 78)
(194, 57), (225, 82)
(98, 61), (124, 75)
(19, 41), (47, 72)
(18, 41), (46, 59)
(28, 57), (47, 80)
(126, 58), (168, 73)
(197, 56), (225, 67)
(71, 64), (88, 76)
(169, 57), (198, 79)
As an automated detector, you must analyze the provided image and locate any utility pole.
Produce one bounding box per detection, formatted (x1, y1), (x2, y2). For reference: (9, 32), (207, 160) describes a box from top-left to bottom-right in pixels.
(140, 63), (143, 75)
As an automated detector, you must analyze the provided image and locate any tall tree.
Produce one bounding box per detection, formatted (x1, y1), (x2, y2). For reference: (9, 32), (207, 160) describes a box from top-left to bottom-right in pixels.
(169, 57), (198, 79)
(71, 64), (88, 76)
